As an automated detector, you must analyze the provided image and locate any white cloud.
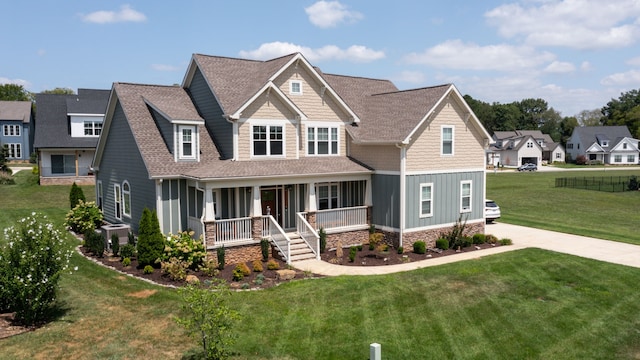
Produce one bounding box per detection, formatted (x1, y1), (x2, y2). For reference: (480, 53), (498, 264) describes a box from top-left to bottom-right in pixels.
(580, 61), (592, 71)
(239, 42), (384, 63)
(601, 69), (640, 86)
(305, 1), (363, 28)
(404, 40), (555, 72)
(0, 77), (31, 88)
(627, 57), (640, 66)
(81, 4), (147, 24)
(485, 0), (640, 49)
(544, 61), (575, 74)
(151, 64), (181, 72)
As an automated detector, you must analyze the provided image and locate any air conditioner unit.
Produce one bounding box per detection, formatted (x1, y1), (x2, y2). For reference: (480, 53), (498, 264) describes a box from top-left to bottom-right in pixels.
(101, 224), (131, 249)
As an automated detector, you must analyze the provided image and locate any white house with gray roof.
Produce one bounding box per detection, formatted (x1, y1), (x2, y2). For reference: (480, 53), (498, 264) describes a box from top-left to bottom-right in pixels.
(93, 52), (492, 265)
(566, 126), (639, 164)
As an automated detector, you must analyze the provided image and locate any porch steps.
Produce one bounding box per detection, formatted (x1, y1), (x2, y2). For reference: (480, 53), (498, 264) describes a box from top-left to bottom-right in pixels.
(279, 234), (316, 262)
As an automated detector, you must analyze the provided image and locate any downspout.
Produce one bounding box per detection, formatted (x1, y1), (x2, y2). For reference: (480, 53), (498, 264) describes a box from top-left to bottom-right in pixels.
(396, 142), (408, 249)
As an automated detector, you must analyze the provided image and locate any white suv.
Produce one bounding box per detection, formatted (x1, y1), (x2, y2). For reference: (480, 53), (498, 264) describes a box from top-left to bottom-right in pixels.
(485, 200), (501, 223)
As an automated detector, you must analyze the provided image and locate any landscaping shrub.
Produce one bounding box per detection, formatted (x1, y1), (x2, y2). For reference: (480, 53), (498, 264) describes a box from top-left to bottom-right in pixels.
(0, 213), (74, 325)
(232, 264), (246, 281)
(461, 236), (473, 248)
(0, 171), (14, 185)
(199, 258), (219, 277)
(629, 176), (639, 191)
(143, 265), (154, 274)
(127, 231), (136, 245)
(267, 259), (279, 270)
(252, 260), (263, 272)
(176, 281), (240, 360)
(440, 215), (468, 250)
(216, 246), (226, 270)
(413, 241), (426, 254)
(575, 155), (587, 165)
(84, 229), (105, 258)
(369, 224), (376, 234)
(162, 231), (206, 269)
(472, 233), (486, 244)
(122, 257), (131, 267)
(254, 273), (265, 286)
(485, 234), (498, 244)
(119, 243), (136, 259)
(397, 246), (404, 254)
(499, 238), (513, 245)
(319, 227), (327, 253)
(348, 246), (357, 262)
(69, 182), (86, 209)
(110, 233), (120, 256)
(64, 200), (103, 235)
(136, 208), (165, 268)
(435, 238), (449, 250)
(161, 257), (188, 281)
(357, 244), (363, 251)
(260, 238), (270, 261)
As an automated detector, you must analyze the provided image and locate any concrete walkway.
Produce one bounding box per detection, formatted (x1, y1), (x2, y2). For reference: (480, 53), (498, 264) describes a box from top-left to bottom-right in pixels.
(293, 223), (640, 276)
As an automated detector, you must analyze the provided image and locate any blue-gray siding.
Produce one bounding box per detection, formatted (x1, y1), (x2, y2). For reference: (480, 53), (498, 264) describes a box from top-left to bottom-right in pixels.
(0, 121), (31, 161)
(96, 100), (156, 233)
(160, 179), (187, 234)
(371, 174), (400, 229)
(187, 68), (232, 159)
(149, 107), (173, 154)
(405, 171), (484, 229)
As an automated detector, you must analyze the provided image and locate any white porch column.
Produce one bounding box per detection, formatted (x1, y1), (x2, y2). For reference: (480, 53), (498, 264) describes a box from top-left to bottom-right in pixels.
(204, 184), (216, 221)
(306, 182), (317, 212)
(364, 178), (373, 207)
(250, 185), (262, 216)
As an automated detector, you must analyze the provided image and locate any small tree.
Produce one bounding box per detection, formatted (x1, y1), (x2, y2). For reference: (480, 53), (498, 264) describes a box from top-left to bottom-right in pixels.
(69, 182), (86, 209)
(136, 208), (165, 267)
(176, 281), (240, 360)
(0, 213), (74, 325)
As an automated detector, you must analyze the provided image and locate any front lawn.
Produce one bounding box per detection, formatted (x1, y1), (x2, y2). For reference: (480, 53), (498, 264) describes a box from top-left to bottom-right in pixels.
(487, 169), (640, 245)
(2, 171), (640, 359)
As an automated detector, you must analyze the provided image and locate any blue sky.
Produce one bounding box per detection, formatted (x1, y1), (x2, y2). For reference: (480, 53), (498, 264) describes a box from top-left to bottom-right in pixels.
(2, 1), (640, 117)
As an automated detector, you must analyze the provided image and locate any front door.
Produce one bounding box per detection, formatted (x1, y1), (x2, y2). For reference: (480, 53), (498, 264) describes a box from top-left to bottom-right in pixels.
(261, 186), (291, 229)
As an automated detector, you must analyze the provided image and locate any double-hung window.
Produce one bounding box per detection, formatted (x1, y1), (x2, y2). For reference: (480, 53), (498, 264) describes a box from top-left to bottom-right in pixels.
(7, 144), (21, 158)
(307, 126), (338, 155)
(317, 183), (339, 210)
(252, 125), (283, 156)
(441, 126), (454, 155)
(628, 155), (635, 163)
(3, 125), (20, 136)
(122, 181), (131, 218)
(615, 155), (622, 163)
(460, 181), (472, 213)
(84, 120), (102, 136)
(420, 183), (433, 217)
(179, 125), (196, 159)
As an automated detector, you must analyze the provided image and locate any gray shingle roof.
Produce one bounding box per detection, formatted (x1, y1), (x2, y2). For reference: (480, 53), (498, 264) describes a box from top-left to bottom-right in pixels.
(0, 101), (32, 123)
(33, 89), (109, 149)
(573, 126), (632, 150)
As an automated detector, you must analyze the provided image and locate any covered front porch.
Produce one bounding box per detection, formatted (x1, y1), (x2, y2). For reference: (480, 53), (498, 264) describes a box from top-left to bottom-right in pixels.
(185, 178), (371, 264)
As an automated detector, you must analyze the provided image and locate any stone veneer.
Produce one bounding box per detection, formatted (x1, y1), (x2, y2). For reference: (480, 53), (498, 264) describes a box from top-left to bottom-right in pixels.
(400, 221), (485, 250)
(40, 176), (95, 186)
(207, 243), (263, 266)
(325, 230), (370, 250)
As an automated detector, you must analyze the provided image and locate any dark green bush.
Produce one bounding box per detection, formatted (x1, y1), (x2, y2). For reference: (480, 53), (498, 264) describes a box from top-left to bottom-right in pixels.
(217, 246), (226, 270)
(435, 238), (449, 250)
(397, 246), (404, 254)
(110, 233), (120, 256)
(119, 244), (136, 259)
(357, 244), (363, 251)
(136, 208), (165, 268)
(260, 238), (270, 261)
(84, 229), (104, 258)
(461, 236), (472, 248)
(413, 241), (426, 254)
(499, 238), (513, 245)
(319, 228), (327, 253)
(348, 246), (357, 262)
(69, 182), (86, 209)
(472, 233), (486, 244)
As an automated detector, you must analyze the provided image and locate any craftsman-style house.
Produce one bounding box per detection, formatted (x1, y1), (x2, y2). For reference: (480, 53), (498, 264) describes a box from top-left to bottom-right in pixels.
(93, 53), (492, 263)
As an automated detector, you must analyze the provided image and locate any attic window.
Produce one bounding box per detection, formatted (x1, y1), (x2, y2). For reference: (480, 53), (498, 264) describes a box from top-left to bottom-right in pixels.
(602, 140), (609, 147)
(179, 125), (197, 160)
(290, 80), (302, 95)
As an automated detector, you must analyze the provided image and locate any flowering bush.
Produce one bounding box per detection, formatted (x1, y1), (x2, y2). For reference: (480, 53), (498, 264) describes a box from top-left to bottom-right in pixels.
(0, 213), (74, 325)
(162, 231), (206, 269)
(64, 200), (103, 234)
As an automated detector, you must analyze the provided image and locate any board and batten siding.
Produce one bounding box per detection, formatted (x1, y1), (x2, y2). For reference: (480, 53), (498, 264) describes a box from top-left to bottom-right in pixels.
(406, 98), (486, 172)
(404, 171), (484, 230)
(188, 67), (232, 159)
(371, 173), (400, 229)
(273, 65), (351, 122)
(97, 100), (156, 233)
(349, 142), (400, 171)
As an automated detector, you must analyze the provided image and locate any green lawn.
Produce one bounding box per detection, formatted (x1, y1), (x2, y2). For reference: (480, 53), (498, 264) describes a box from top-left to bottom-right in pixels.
(2, 171), (640, 359)
(487, 169), (640, 244)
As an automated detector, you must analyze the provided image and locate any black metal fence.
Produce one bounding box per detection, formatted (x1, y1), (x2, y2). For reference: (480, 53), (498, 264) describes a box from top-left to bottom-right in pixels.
(555, 175), (639, 192)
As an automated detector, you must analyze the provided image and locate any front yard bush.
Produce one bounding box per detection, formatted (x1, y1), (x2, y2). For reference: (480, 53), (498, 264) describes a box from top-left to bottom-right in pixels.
(0, 213), (74, 325)
(436, 238), (449, 250)
(137, 208), (165, 268)
(84, 229), (105, 258)
(260, 238), (270, 260)
(64, 200), (103, 235)
(161, 257), (189, 281)
(349, 246), (357, 262)
(119, 243), (136, 259)
(413, 241), (426, 254)
(69, 182), (85, 209)
(162, 231), (206, 269)
(472, 233), (486, 244)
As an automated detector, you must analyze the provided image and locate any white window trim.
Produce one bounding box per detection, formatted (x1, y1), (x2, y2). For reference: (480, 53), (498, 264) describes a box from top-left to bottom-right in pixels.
(460, 180), (472, 213)
(83, 120), (102, 137)
(441, 125), (454, 156)
(250, 124), (286, 158)
(114, 184), (122, 220)
(6, 143), (21, 158)
(178, 125), (197, 160)
(289, 80), (302, 95)
(97, 180), (103, 209)
(316, 183), (340, 210)
(306, 125), (340, 156)
(419, 183), (433, 218)
(3, 125), (21, 137)
(122, 181), (131, 218)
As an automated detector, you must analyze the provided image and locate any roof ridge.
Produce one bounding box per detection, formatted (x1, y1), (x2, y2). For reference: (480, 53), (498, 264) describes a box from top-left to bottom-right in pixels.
(370, 84), (451, 97)
(115, 82), (181, 88)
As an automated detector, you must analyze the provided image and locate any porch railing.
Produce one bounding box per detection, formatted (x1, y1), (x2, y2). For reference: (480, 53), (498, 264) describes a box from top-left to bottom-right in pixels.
(316, 206), (368, 231)
(262, 215), (292, 264)
(214, 217), (253, 246)
(296, 212), (320, 260)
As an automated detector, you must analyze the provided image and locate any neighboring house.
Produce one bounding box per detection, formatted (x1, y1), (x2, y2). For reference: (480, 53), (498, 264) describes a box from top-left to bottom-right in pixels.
(0, 101), (33, 162)
(33, 89), (110, 185)
(93, 53), (492, 264)
(488, 130), (565, 166)
(566, 126), (640, 164)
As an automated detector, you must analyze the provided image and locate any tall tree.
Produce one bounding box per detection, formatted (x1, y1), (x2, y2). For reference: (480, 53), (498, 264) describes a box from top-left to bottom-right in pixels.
(601, 89), (640, 137)
(576, 109), (603, 126)
(464, 95), (496, 133)
(0, 84), (32, 101)
(492, 103), (521, 131)
(559, 116), (579, 145)
(41, 87), (75, 95)
(539, 108), (562, 142)
(517, 98), (549, 129)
